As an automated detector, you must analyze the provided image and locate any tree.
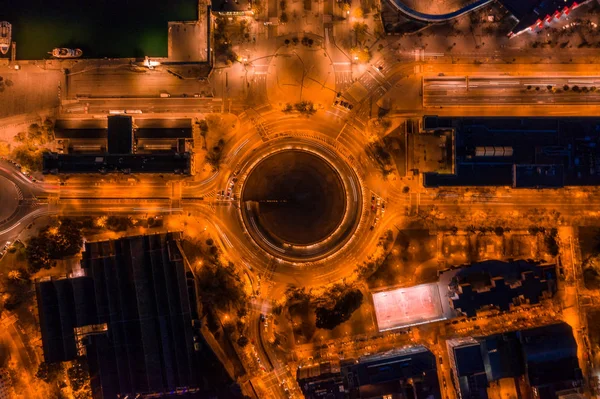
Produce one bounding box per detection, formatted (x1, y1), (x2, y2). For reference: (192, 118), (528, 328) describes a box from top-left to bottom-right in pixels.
(237, 336), (249, 347)
(198, 119), (209, 136)
(11, 145), (44, 172)
(294, 101), (317, 116)
(106, 216), (133, 232)
(3, 267), (32, 311)
(545, 228), (559, 256)
(26, 235), (56, 271)
(213, 17), (238, 65)
(585, 266), (600, 289)
(36, 362), (64, 383)
(352, 22), (369, 44)
(196, 261), (247, 314)
(351, 47), (371, 63)
(26, 219), (84, 273)
(205, 147), (223, 171)
(28, 123), (44, 143)
(315, 287), (363, 330)
(7, 270), (24, 281)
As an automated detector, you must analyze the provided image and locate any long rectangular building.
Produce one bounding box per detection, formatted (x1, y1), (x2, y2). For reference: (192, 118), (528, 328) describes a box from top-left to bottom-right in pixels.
(45, 116), (193, 175)
(422, 116), (600, 188)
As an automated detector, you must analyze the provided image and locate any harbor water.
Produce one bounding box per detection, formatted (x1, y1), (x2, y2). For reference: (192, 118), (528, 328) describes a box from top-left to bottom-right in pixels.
(1, 0), (197, 59)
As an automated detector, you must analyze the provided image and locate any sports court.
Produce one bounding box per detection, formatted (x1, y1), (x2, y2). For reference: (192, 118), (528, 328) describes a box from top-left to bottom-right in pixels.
(372, 283), (445, 331)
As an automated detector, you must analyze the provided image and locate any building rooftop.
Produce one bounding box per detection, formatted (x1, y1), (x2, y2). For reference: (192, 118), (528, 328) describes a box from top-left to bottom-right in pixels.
(36, 233), (237, 398)
(481, 332), (524, 381)
(422, 116), (600, 188)
(343, 346), (441, 399)
(46, 117), (192, 174)
(107, 115), (133, 154)
(519, 323), (583, 396)
(134, 118), (193, 139)
(447, 323), (581, 399)
(36, 277), (98, 363)
(455, 344), (485, 377)
(297, 362), (345, 399)
(445, 260), (557, 317)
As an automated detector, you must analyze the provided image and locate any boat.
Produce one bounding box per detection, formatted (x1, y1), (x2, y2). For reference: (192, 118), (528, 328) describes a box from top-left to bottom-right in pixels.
(0, 22), (11, 55)
(49, 48), (82, 59)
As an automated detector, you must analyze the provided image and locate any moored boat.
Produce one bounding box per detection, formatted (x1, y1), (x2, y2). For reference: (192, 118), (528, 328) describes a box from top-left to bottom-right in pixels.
(49, 48), (83, 59)
(0, 22), (11, 55)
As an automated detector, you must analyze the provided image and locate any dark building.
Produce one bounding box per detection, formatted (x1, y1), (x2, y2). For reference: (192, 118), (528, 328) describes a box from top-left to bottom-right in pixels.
(519, 323), (584, 399)
(342, 346), (442, 399)
(447, 323), (582, 399)
(135, 118), (193, 154)
(107, 115), (133, 154)
(499, 0), (589, 37)
(44, 117), (193, 175)
(36, 233), (238, 399)
(444, 260), (557, 317)
(297, 362), (345, 399)
(422, 116), (600, 188)
(36, 276), (98, 363)
(448, 339), (489, 399)
(297, 347), (441, 399)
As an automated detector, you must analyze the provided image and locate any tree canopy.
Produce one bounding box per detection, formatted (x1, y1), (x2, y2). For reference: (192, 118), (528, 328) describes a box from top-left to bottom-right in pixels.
(26, 219), (83, 272)
(314, 284), (364, 330)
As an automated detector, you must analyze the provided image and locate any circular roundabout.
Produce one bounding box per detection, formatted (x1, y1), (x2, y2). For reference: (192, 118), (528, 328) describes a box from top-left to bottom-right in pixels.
(238, 139), (363, 262)
(0, 175), (20, 223)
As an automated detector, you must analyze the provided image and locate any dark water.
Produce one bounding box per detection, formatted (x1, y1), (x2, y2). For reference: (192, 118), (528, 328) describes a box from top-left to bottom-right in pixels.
(2, 0), (197, 59)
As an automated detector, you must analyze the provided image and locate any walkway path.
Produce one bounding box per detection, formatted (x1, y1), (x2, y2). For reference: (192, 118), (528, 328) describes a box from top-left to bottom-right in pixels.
(387, 0), (493, 22)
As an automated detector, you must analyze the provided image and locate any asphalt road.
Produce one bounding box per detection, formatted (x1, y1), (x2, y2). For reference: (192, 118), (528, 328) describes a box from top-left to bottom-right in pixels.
(424, 76), (600, 106)
(62, 97), (224, 115)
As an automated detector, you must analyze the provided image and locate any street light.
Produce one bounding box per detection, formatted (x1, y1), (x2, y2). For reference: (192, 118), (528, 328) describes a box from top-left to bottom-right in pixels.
(143, 56), (160, 69)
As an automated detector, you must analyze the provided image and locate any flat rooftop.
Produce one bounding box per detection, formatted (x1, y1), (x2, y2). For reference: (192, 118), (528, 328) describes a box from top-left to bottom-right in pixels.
(423, 116), (600, 188)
